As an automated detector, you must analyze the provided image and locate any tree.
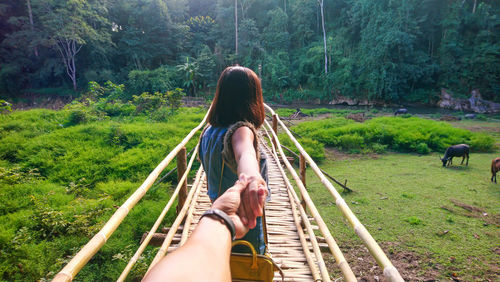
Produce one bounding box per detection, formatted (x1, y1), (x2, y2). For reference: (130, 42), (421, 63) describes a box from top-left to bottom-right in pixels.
(177, 57), (200, 96)
(318, 0), (327, 74)
(235, 0), (238, 55)
(37, 0), (110, 91)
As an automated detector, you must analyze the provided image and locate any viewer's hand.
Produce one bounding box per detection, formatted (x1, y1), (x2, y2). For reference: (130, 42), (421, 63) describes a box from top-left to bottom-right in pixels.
(212, 177), (250, 239)
(237, 174), (268, 229)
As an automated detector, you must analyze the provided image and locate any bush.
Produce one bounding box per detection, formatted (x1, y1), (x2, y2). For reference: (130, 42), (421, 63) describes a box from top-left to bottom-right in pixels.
(469, 133), (495, 152)
(126, 67), (175, 99)
(413, 142), (431, 154)
(370, 143), (388, 154)
(133, 88), (185, 116)
(87, 81), (125, 100)
(63, 100), (106, 126)
(338, 134), (364, 150)
(95, 99), (136, 117)
(0, 100), (12, 113)
(290, 116), (495, 153)
(279, 134), (325, 161)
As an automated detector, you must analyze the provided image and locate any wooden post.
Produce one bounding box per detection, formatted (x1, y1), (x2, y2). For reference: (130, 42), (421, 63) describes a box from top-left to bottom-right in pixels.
(300, 154), (307, 212)
(272, 114), (278, 149)
(176, 147), (187, 213)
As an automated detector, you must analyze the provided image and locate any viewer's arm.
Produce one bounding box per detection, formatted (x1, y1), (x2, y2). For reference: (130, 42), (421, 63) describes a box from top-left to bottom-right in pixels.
(143, 178), (250, 282)
(232, 126), (268, 229)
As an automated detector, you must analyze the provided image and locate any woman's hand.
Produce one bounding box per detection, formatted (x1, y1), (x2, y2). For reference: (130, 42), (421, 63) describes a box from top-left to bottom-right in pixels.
(237, 174), (268, 229)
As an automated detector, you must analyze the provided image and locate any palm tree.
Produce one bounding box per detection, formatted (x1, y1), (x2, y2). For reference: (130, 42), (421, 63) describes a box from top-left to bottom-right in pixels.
(176, 57), (199, 96)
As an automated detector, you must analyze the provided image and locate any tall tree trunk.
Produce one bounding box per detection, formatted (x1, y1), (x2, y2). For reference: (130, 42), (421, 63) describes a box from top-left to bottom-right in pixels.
(26, 0), (38, 57)
(318, 0), (327, 74)
(56, 39), (82, 91)
(235, 0), (238, 55)
(284, 0), (286, 13)
(472, 0), (477, 13)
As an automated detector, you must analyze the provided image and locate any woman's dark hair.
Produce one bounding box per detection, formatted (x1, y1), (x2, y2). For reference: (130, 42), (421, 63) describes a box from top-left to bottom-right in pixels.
(207, 66), (265, 127)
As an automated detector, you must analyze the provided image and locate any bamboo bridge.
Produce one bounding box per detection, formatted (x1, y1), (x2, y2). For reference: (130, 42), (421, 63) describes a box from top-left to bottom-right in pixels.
(52, 105), (404, 282)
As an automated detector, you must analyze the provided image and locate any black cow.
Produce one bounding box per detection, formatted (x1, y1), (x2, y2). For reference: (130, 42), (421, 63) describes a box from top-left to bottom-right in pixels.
(394, 108), (408, 115)
(441, 144), (469, 167)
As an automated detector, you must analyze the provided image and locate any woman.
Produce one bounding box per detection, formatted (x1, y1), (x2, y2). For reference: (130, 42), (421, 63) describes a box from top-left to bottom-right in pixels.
(199, 66), (269, 254)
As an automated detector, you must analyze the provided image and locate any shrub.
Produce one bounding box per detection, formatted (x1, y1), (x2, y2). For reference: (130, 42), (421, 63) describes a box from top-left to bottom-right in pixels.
(0, 100), (12, 113)
(413, 142), (431, 154)
(95, 99), (136, 117)
(338, 134), (364, 150)
(126, 67), (174, 98)
(370, 143), (387, 154)
(290, 116), (495, 153)
(87, 81), (125, 100)
(63, 100), (106, 126)
(279, 134), (325, 161)
(469, 133), (495, 152)
(66, 109), (90, 125)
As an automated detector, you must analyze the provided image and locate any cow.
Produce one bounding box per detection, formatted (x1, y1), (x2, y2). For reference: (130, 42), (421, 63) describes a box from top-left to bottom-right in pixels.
(491, 157), (500, 183)
(465, 114), (476, 119)
(394, 108), (408, 115)
(441, 144), (469, 167)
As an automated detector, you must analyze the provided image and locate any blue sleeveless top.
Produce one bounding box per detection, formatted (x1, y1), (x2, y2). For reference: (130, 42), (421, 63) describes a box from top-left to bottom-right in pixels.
(199, 124), (268, 254)
(199, 126), (239, 201)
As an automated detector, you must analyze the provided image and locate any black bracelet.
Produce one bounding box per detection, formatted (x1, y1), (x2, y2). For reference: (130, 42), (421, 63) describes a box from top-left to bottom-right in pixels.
(200, 209), (236, 241)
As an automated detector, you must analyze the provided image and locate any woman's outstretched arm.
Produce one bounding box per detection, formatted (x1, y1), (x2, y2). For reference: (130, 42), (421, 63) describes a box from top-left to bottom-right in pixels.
(143, 178), (250, 282)
(231, 126), (268, 229)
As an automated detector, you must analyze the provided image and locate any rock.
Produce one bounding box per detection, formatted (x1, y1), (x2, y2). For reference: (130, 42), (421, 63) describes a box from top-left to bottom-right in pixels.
(358, 99), (370, 106)
(394, 108), (408, 115)
(347, 112), (366, 122)
(438, 88), (500, 113)
(329, 95), (359, 106)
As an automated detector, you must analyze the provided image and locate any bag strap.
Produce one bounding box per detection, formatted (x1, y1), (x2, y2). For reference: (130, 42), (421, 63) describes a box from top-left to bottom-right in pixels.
(231, 240), (258, 270)
(232, 240), (285, 281)
(218, 159), (225, 197)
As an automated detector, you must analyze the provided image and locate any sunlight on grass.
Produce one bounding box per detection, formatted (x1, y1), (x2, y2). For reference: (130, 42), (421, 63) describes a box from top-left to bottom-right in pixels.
(306, 151), (500, 279)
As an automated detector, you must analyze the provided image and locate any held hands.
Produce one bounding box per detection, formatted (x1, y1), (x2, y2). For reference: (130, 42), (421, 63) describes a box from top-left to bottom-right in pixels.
(211, 173), (268, 238)
(211, 177), (250, 239)
(237, 174), (268, 229)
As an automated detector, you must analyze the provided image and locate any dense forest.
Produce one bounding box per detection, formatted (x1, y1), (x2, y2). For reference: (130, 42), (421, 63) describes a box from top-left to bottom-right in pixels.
(1, 0), (499, 104)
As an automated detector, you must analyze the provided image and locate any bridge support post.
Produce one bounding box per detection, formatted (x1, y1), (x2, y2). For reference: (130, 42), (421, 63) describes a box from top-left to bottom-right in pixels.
(272, 114), (278, 149)
(176, 147), (188, 214)
(300, 154), (307, 212)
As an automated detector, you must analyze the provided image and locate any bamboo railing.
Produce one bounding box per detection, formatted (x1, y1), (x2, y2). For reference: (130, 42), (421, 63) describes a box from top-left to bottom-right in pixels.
(262, 126), (330, 281)
(263, 119), (356, 282)
(264, 104), (404, 282)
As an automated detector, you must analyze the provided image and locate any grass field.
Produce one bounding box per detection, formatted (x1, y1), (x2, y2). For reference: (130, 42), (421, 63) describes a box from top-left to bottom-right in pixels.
(289, 115), (500, 280)
(1, 105), (498, 280)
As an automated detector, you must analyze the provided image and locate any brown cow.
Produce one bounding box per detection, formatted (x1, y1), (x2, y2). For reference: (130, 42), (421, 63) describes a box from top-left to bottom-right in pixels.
(492, 158), (500, 183)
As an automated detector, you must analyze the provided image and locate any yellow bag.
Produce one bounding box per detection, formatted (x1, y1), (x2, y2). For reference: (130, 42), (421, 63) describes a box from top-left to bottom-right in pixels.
(230, 240), (284, 282)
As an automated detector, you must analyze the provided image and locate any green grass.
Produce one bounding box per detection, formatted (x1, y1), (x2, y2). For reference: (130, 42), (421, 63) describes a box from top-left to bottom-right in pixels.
(0, 107), (205, 280)
(305, 147), (499, 280)
(275, 107), (365, 117)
